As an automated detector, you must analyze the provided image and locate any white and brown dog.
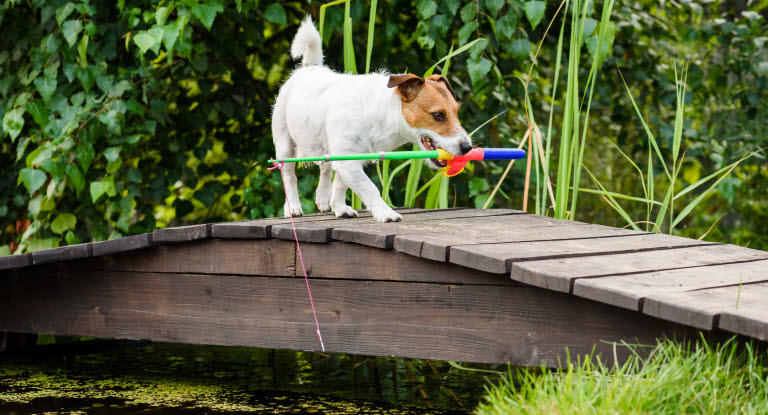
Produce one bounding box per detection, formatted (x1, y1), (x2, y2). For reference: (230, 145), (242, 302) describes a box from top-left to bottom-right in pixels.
(272, 17), (472, 223)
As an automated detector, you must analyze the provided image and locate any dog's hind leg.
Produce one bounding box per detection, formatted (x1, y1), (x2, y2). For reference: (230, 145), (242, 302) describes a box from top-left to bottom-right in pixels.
(315, 163), (332, 212)
(272, 97), (304, 217)
(331, 171), (358, 218)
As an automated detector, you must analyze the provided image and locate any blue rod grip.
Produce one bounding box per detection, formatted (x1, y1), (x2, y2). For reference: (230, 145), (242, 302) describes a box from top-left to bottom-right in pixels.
(481, 148), (527, 160)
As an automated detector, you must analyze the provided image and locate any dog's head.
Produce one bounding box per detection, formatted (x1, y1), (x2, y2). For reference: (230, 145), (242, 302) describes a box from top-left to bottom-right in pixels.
(388, 74), (472, 170)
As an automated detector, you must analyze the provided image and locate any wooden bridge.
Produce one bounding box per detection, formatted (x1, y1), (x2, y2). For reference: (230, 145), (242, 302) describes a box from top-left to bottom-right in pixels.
(1, 208), (767, 366)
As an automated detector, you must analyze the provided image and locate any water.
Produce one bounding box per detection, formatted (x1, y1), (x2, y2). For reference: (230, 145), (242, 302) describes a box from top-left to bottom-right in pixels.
(0, 340), (503, 414)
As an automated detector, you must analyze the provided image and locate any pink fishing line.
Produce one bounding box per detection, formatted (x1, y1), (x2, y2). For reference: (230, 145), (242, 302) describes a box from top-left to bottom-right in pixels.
(269, 161), (325, 352)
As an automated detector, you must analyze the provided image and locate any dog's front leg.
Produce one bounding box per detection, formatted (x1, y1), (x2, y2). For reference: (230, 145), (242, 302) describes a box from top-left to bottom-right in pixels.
(333, 160), (402, 223)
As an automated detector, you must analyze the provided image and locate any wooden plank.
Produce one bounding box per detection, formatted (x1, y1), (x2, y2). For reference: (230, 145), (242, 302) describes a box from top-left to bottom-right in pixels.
(0, 267), (695, 366)
(209, 208), (430, 240)
(332, 210), (542, 249)
(420, 224), (646, 263)
(0, 253), (31, 270)
(450, 233), (714, 274)
(31, 244), (91, 265)
(100, 239), (296, 277)
(152, 223), (212, 243)
(641, 282), (768, 332)
(91, 233), (153, 257)
(573, 259), (768, 312)
(514, 244), (768, 295)
(299, 242), (517, 285)
(272, 208), (520, 243)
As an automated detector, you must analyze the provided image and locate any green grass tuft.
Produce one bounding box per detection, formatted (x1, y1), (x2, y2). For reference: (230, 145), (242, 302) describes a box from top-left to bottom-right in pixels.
(476, 337), (768, 415)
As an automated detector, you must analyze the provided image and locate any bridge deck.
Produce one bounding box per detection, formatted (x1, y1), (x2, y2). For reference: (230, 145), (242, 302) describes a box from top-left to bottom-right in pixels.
(1, 208), (766, 365)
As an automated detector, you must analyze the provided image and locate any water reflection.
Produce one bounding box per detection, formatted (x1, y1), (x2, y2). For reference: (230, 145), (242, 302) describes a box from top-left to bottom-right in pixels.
(0, 340), (503, 414)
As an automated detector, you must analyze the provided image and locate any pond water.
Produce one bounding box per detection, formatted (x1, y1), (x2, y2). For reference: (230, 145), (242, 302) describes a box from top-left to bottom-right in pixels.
(0, 339), (503, 414)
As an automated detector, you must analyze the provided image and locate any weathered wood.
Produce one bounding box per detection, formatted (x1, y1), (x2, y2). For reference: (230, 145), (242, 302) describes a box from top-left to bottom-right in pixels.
(640, 281), (768, 331)
(210, 208), (430, 240)
(299, 242), (518, 285)
(100, 239), (296, 277)
(573, 259), (768, 312)
(0, 267), (694, 366)
(513, 244), (768, 295)
(0, 253), (31, 270)
(719, 292), (768, 342)
(152, 223), (212, 243)
(449, 233), (714, 274)
(91, 233), (153, 257)
(31, 244), (91, 265)
(331, 210), (542, 249)
(418, 224), (646, 264)
(271, 209), (522, 245)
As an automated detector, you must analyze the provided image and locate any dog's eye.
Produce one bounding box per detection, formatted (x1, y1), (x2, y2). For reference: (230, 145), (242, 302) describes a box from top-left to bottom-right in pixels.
(432, 112), (446, 122)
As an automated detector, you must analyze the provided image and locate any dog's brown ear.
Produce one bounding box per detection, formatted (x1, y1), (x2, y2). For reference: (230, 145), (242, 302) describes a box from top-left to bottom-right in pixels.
(426, 75), (456, 101)
(388, 74), (425, 102)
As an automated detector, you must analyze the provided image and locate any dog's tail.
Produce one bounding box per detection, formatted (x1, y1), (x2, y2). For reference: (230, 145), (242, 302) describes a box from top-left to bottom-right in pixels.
(291, 16), (323, 67)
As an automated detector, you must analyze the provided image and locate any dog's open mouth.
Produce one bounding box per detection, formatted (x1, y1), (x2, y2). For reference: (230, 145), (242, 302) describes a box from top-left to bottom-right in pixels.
(420, 136), (448, 167)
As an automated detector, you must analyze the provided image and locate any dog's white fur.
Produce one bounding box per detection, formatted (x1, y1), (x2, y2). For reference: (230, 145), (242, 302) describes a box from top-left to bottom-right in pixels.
(272, 17), (471, 222)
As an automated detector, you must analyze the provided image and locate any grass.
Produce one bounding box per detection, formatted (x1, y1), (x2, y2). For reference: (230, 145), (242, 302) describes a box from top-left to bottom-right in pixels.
(476, 337), (768, 415)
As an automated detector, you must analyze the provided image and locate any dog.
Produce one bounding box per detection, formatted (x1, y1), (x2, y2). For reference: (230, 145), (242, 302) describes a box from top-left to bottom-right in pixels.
(271, 17), (472, 223)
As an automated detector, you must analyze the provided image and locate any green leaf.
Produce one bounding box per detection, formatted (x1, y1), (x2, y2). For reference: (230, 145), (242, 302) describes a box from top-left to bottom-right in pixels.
(524, 1), (546, 31)
(55, 3), (76, 26)
(155, 5), (174, 25)
(510, 38), (533, 60)
(109, 80), (131, 98)
(458, 22), (479, 45)
(133, 27), (163, 54)
(418, 0), (437, 20)
(20, 168), (47, 195)
(27, 238), (60, 252)
(25, 101), (48, 128)
(467, 56), (492, 85)
(34, 76), (57, 103)
(61, 19), (83, 47)
(162, 22), (180, 52)
(2, 108), (25, 141)
(104, 146), (121, 163)
(51, 213), (77, 234)
(76, 144), (95, 172)
(65, 164), (85, 195)
(460, 3), (477, 23)
(0, 245), (10, 256)
(193, 4), (220, 30)
(445, 0), (461, 15)
(65, 230), (81, 245)
(78, 34), (89, 67)
(583, 17), (598, 38)
(263, 3), (286, 26)
(90, 179), (114, 203)
(497, 13), (518, 39)
(484, 0), (504, 17)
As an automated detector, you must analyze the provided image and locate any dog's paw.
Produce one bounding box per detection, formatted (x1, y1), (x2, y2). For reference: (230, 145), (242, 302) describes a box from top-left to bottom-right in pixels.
(333, 205), (358, 218)
(373, 209), (402, 223)
(284, 203), (304, 218)
(316, 200), (331, 212)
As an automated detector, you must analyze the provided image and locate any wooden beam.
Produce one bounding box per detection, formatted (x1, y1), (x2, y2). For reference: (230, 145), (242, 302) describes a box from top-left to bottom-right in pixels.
(0, 266), (694, 366)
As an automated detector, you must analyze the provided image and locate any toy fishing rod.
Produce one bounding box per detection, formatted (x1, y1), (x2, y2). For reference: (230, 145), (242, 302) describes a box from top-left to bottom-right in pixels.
(268, 148), (526, 177)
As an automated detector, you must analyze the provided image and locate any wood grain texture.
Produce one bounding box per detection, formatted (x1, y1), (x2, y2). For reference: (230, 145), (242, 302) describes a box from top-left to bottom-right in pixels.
(0, 267), (693, 366)
(331, 210), (543, 249)
(573, 259), (768, 312)
(91, 234), (153, 257)
(449, 233), (714, 274)
(100, 239), (296, 277)
(32, 244), (91, 265)
(299, 242), (517, 285)
(0, 253), (31, 270)
(641, 282), (768, 331)
(152, 224), (212, 243)
(513, 244), (768, 295)
(270, 208), (509, 243)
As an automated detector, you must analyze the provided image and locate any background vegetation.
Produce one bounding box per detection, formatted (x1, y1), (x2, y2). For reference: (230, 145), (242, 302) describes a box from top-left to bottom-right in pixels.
(0, 0), (766, 253)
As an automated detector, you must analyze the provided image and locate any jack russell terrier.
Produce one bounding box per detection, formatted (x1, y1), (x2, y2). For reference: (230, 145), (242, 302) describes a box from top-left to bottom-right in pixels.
(272, 17), (473, 223)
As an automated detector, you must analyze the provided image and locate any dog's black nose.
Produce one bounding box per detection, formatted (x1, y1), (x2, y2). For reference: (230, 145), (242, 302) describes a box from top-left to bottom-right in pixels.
(459, 141), (472, 155)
